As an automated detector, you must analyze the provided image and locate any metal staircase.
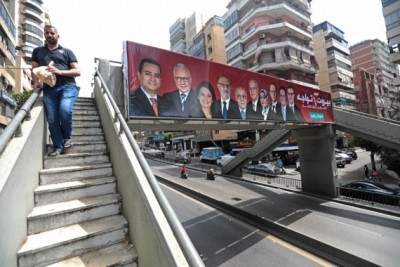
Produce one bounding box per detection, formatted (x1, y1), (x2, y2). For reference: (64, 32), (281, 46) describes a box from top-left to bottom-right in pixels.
(17, 97), (138, 267)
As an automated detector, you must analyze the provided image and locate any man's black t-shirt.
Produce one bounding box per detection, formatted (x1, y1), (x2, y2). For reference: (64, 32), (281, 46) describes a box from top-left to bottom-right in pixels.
(32, 44), (78, 89)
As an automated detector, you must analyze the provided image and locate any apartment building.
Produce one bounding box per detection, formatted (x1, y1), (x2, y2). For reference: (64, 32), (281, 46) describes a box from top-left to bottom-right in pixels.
(312, 21), (356, 108)
(0, 0), (48, 132)
(383, 0), (400, 66)
(169, 12), (204, 55)
(350, 39), (397, 117)
(189, 15), (227, 64)
(223, 0), (317, 87)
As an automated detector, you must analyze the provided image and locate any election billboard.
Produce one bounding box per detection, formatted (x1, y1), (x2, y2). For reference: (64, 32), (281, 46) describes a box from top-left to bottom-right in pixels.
(123, 41), (334, 123)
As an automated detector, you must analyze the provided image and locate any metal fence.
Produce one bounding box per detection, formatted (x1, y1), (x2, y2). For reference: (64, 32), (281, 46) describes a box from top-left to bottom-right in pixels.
(243, 172), (302, 189)
(338, 187), (400, 206)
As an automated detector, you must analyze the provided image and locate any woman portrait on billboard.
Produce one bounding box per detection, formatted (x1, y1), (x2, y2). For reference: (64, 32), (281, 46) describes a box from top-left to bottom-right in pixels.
(194, 80), (217, 119)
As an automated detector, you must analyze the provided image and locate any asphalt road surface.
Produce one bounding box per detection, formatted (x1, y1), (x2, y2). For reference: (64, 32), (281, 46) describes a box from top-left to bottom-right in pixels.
(149, 159), (400, 267)
(161, 184), (335, 267)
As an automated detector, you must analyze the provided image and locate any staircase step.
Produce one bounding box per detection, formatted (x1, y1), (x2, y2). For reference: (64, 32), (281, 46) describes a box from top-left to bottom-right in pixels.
(73, 109), (99, 116)
(18, 215), (128, 267)
(73, 120), (101, 128)
(74, 114), (100, 121)
(39, 163), (113, 184)
(46, 242), (138, 267)
(28, 194), (121, 234)
(44, 151), (110, 169)
(64, 141), (107, 153)
(71, 133), (104, 142)
(72, 126), (103, 135)
(34, 176), (117, 205)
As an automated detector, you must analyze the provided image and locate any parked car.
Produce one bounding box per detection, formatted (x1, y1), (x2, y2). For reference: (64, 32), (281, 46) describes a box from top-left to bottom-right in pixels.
(340, 181), (400, 205)
(247, 163), (284, 176)
(340, 148), (358, 160)
(335, 149), (352, 164)
(336, 155), (346, 168)
(175, 151), (191, 163)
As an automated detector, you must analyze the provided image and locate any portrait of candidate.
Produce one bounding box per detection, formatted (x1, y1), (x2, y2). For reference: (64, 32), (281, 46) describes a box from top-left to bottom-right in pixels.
(259, 88), (270, 120)
(279, 87), (288, 122)
(163, 63), (198, 117)
(212, 74), (239, 120)
(286, 86), (305, 122)
(266, 82), (282, 121)
(234, 86), (259, 120)
(129, 57), (169, 117)
(194, 80), (217, 119)
(247, 78), (262, 113)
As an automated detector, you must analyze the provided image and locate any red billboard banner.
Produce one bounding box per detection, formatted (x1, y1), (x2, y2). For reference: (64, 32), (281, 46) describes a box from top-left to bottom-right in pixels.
(124, 41), (334, 123)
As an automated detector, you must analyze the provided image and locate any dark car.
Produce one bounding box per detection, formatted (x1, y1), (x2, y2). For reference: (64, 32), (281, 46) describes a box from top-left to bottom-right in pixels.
(339, 181), (400, 205)
(247, 163), (284, 177)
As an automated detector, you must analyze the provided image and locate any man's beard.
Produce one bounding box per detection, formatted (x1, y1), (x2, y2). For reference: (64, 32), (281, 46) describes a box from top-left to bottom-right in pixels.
(46, 38), (57, 45)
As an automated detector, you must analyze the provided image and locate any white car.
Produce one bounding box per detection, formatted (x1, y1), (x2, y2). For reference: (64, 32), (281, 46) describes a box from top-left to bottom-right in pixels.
(217, 154), (234, 166)
(335, 149), (352, 164)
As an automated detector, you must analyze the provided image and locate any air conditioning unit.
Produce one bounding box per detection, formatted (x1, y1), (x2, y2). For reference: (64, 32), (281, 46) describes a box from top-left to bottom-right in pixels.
(259, 33), (266, 39)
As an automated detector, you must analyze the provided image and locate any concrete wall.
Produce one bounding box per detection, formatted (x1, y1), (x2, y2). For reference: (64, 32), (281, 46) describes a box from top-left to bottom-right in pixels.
(94, 68), (189, 266)
(292, 125), (338, 197)
(0, 100), (46, 267)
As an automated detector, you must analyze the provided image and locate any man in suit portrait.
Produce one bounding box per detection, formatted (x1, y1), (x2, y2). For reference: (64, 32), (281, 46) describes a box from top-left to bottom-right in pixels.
(213, 74), (240, 119)
(235, 86), (259, 120)
(129, 57), (169, 117)
(163, 63), (198, 117)
(266, 82), (282, 121)
(279, 87), (288, 122)
(287, 86), (305, 122)
(247, 78), (262, 113)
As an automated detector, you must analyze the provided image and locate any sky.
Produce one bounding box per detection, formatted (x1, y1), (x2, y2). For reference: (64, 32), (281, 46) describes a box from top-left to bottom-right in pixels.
(43, 0), (387, 97)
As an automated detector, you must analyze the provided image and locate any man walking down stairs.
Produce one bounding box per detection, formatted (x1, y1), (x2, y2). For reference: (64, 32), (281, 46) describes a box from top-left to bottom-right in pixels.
(17, 97), (138, 266)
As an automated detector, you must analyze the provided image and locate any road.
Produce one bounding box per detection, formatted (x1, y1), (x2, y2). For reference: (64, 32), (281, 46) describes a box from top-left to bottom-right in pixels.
(149, 158), (400, 267)
(161, 184), (334, 267)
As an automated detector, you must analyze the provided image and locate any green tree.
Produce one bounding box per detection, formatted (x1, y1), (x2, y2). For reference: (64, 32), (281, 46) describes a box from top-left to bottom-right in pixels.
(12, 90), (34, 111)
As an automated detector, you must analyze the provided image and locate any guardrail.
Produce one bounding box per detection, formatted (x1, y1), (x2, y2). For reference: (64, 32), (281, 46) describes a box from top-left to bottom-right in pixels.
(0, 88), (41, 154)
(243, 172), (302, 189)
(338, 187), (400, 206)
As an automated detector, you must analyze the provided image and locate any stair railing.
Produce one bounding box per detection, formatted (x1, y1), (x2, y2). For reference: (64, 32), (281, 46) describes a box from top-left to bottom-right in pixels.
(0, 88), (42, 155)
(94, 67), (204, 267)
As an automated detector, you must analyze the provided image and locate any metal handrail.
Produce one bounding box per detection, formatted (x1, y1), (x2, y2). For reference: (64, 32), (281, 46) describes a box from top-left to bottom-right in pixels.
(0, 88), (42, 155)
(94, 67), (204, 267)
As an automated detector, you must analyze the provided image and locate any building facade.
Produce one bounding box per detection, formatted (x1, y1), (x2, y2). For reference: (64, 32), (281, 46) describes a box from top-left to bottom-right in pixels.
(350, 39), (397, 117)
(189, 15), (227, 64)
(223, 0), (317, 87)
(312, 21), (356, 108)
(381, 0), (400, 120)
(169, 12), (204, 55)
(0, 0), (48, 132)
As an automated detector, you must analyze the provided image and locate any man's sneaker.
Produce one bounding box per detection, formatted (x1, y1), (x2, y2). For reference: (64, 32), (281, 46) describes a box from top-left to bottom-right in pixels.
(48, 149), (63, 157)
(64, 139), (73, 148)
